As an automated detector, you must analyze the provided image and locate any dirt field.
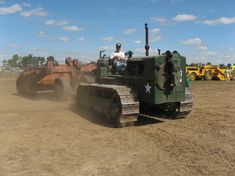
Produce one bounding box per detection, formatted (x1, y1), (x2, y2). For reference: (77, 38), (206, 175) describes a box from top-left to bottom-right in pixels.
(0, 74), (234, 176)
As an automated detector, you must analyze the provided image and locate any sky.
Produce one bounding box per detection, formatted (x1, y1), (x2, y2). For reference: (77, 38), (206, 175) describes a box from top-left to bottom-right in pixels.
(0, 0), (235, 65)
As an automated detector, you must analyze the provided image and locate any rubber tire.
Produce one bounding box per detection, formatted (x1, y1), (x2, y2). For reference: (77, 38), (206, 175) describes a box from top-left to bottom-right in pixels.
(189, 72), (196, 81)
(204, 70), (213, 80)
(54, 78), (70, 100)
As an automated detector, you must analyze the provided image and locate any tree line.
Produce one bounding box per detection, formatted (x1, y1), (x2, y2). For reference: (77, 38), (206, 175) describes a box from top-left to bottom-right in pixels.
(2, 54), (234, 68)
(2, 54), (46, 67)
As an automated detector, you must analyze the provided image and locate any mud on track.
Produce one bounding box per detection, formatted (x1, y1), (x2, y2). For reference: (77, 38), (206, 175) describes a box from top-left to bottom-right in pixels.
(0, 74), (234, 176)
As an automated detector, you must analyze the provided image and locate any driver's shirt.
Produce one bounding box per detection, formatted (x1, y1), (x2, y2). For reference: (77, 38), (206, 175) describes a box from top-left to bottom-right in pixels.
(111, 51), (125, 66)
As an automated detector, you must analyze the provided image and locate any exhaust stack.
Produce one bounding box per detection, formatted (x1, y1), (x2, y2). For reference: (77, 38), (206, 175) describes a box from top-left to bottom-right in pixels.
(99, 50), (105, 58)
(145, 23), (150, 56)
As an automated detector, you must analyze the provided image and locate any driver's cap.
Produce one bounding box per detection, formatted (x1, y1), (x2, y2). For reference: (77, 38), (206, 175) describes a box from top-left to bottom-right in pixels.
(116, 43), (121, 48)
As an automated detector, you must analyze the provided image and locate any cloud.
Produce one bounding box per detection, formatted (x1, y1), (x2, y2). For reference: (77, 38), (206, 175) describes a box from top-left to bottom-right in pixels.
(38, 31), (45, 37)
(206, 51), (217, 56)
(200, 17), (235, 25)
(45, 19), (55, 25)
(57, 20), (68, 26)
(45, 19), (68, 26)
(57, 36), (69, 43)
(152, 14), (235, 27)
(133, 40), (142, 44)
(151, 14), (196, 25)
(78, 37), (84, 41)
(182, 37), (209, 51)
(8, 44), (17, 48)
(182, 37), (218, 63)
(197, 46), (208, 50)
(63, 25), (82, 32)
(20, 7), (48, 17)
(0, 4), (22, 15)
(149, 27), (162, 42)
(182, 38), (203, 47)
(173, 14), (197, 22)
(39, 31), (45, 35)
(123, 28), (137, 35)
(150, 35), (161, 42)
(150, 28), (160, 33)
(100, 37), (114, 42)
(216, 47), (235, 64)
(187, 50), (218, 64)
(150, 16), (171, 25)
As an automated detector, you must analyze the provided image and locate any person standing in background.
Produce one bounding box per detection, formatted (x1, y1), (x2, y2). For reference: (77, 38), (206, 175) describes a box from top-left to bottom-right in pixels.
(224, 67), (230, 82)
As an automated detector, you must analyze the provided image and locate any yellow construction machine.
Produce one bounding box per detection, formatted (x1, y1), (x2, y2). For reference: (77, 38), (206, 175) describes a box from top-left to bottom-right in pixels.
(186, 64), (234, 81)
(186, 65), (214, 81)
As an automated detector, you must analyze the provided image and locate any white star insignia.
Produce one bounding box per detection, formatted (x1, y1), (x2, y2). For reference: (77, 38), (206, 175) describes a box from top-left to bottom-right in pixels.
(144, 83), (151, 94)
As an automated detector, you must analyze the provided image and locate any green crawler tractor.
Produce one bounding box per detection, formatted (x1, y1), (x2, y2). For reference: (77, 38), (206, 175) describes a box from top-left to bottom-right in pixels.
(77, 24), (193, 127)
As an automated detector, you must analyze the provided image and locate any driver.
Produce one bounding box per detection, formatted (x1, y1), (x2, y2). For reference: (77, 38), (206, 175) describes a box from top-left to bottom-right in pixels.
(111, 43), (126, 73)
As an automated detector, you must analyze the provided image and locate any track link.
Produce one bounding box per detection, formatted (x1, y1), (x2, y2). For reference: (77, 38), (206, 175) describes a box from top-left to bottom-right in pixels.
(77, 83), (139, 127)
